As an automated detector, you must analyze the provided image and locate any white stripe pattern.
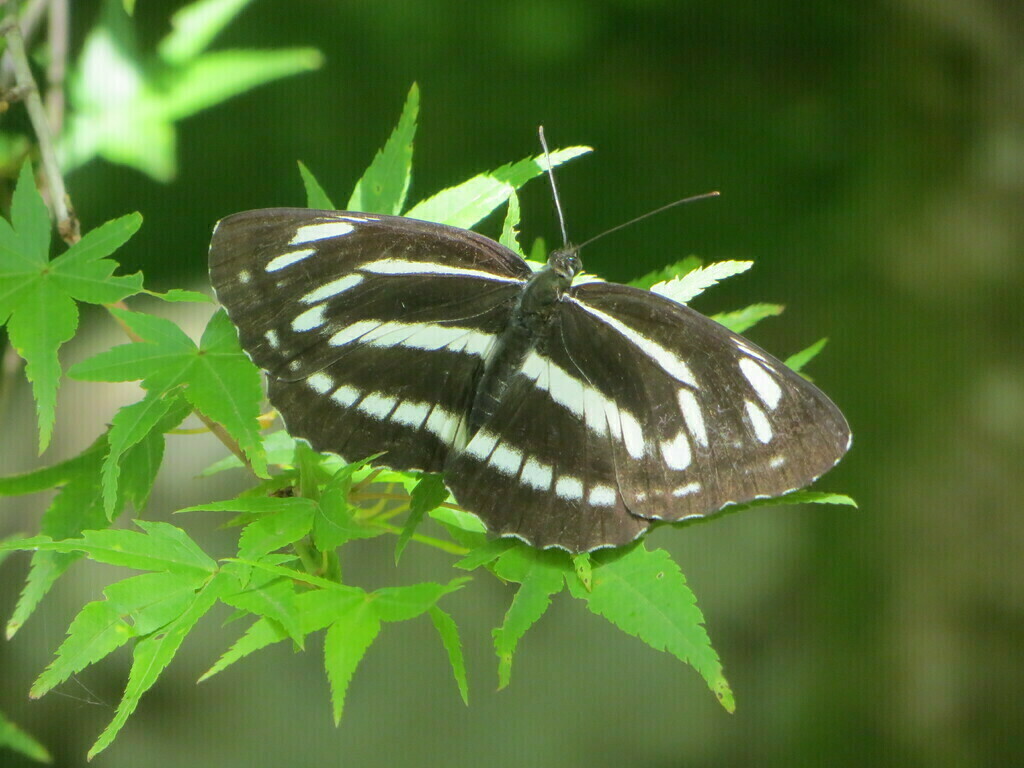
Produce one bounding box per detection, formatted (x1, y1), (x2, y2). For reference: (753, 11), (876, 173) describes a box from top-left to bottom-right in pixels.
(520, 351), (646, 459)
(744, 400), (773, 443)
(266, 248), (316, 272)
(570, 298), (699, 388)
(676, 389), (708, 448)
(489, 444), (524, 476)
(331, 385), (360, 407)
(290, 221), (354, 244)
(739, 357), (782, 410)
(672, 482), (700, 497)
(360, 258), (523, 283)
(307, 373), (334, 394)
(465, 429), (500, 460)
(588, 485), (617, 506)
(520, 457), (553, 490)
(554, 475), (584, 501)
(329, 319), (496, 359)
(358, 392), (398, 420)
(301, 274), (363, 304)
(292, 305), (327, 332)
(733, 338), (768, 363)
(659, 431), (692, 470)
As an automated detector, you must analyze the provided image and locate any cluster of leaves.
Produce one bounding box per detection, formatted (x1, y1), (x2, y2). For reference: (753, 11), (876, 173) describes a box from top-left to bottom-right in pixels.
(0, 84), (854, 761)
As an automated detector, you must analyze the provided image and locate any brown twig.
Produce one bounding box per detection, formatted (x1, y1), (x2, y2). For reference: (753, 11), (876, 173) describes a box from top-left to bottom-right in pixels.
(1, 0), (79, 243)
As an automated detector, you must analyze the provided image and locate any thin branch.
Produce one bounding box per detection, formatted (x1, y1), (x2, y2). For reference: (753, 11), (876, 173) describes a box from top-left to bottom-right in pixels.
(0, 0), (46, 89)
(45, 0), (68, 136)
(1, 0), (79, 243)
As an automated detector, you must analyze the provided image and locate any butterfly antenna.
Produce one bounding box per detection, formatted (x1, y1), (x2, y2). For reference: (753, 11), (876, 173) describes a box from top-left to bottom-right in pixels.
(538, 126), (570, 247)
(577, 191), (721, 251)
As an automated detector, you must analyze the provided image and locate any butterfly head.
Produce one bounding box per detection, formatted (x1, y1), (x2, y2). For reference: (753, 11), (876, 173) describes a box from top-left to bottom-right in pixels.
(548, 246), (582, 281)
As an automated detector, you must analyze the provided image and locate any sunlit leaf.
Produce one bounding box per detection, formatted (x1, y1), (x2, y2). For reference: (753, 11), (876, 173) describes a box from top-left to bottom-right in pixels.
(347, 83), (418, 215)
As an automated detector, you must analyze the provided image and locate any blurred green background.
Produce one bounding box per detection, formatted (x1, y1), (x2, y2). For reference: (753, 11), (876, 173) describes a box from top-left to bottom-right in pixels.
(2, 0), (1022, 766)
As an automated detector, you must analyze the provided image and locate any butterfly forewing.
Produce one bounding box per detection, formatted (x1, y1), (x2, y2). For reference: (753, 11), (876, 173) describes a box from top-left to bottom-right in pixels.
(209, 207), (851, 551)
(209, 208), (530, 472)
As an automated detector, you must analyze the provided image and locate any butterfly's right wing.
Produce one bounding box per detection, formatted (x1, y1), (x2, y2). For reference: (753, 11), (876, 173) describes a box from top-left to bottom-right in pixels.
(209, 208), (530, 472)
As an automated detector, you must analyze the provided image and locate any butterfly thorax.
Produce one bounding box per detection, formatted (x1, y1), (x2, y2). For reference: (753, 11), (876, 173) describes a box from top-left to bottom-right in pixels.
(464, 252), (579, 437)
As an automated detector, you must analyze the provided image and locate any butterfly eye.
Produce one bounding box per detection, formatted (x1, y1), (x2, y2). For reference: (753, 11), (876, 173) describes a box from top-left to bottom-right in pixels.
(549, 248), (581, 280)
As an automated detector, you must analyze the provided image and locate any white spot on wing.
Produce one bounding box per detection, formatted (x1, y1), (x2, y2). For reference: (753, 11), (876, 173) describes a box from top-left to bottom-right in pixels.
(425, 406), (462, 446)
(660, 431), (692, 470)
(292, 305), (326, 332)
(739, 357), (782, 410)
(302, 274), (363, 303)
(733, 338), (768, 362)
(672, 482), (700, 497)
(464, 429), (499, 460)
(570, 298), (699, 388)
(360, 258), (522, 283)
(554, 475), (584, 501)
(520, 458), (553, 491)
(770, 455), (786, 468)
(238, 269), (252, 284)
(290, 221), (354, 244)
(744, 400), (773, 443)
(676, 389), (708, 448)
(489, 444), (524, 476)
(331, 385), (360, 406)
(392, 401), (430, 428)
(264, 330), (280, 349)
(588, 485), (617, 506)
(358, 392), (398, 420)
(266, 248), (316, 272)
(307, 373), (333, 394)
(619, 411), (646, 459)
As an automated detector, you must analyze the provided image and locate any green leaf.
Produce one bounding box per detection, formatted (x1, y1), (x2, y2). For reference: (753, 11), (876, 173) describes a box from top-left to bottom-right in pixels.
(710, 303), (785, 334)
(405, 145), (591, 229)
(201, 586), (364, 681)
(628, 256), (702, 291)
(395, 473), (448, 563)
(1, 437), (112, 638)
(453, 538), (515, 571)
(222, 578), (304, 647)
(429, 606), (468, 705)
(314, 476), (384, 550)
(101, 392), (178, 517)
(21, 521), (217, 575)
(785, 337), (829, 373)
(70, 309), (268, 477)
(144, 288), (212, 303)
(88, 571), (231, 759)
(371, 579), (467, 623)
(491, 548), (567, 689)
(651, 260), (753, 304)
(499, 191), (524, 256)
(0, 168), (143, 453)
(347, 83), (418, 215)
(62, 7), (322, 181)
(158, 0), (255, 65)
(237, 502), (316, 560)
(572, 553), (593, 591)
(0, 711), (51, 763)
(104, 570), (211, 635)
(324, 601), (380, 725)
(30, 600), (135, 698)
(527, 236), (547, 265)
(568, 544), (735, 712)
(298, 161), (336, 210)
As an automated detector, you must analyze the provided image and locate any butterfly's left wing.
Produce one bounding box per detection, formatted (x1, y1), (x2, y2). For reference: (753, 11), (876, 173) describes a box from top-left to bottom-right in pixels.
(209, 208), (532, 473)
(444, 280), (850, 552)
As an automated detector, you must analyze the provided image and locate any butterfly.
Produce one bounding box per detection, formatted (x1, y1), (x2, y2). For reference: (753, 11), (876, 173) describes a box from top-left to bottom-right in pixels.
(208, 203), (850, 553)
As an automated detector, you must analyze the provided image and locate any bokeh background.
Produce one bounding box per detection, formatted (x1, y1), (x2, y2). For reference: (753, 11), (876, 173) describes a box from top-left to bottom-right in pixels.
(2, 1), (1023, 766)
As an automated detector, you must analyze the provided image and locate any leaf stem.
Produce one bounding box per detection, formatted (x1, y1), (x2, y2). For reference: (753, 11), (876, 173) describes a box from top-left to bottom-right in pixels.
(1, 0), (79, 243)
(368, 521), (469, 556)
